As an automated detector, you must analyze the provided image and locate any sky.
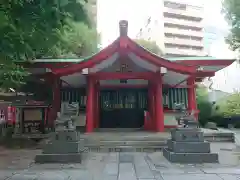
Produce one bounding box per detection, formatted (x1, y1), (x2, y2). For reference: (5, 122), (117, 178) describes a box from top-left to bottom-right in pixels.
(97, 0), (229, 47)
(97, 0), (238, 93)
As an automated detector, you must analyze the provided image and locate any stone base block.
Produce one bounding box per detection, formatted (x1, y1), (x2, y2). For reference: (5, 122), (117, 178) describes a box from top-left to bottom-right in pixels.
(35, 153), (83, 164)
(42, 140), (85, 154)
(175, 128), (201, 131)
(50, 131), (81, 142)
(167, 140), (210, 153)
(163, 148), (218, 163)
(171, 129), (204, 142)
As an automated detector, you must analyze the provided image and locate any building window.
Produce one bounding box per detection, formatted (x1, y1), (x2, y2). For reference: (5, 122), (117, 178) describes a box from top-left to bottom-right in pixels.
(164, 1), (186, 10)
(164, 23), (202, 31)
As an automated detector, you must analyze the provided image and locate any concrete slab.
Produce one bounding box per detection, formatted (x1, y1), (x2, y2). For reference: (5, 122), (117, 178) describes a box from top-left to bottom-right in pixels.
(134, 155), (154, 179)
(65, 170), (93, 180)
(119, 153), (134, 163)
(0, 171), (15, 180)
(202, 168), (240, 174)
(161, 174), (222, 180)
(94, 175), (118, 180)
(103, 162), (118, 175)
(217, 174), (240, 180)
(37, 171), (70, 180)
(10, 171), (43, 180)
(11, 174), (38, 180)
(118, 163), (137, 180)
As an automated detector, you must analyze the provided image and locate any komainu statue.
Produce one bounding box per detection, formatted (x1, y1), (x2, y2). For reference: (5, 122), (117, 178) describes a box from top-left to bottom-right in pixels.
(55, 102), (79, 131)
(173, 103), (199, 128)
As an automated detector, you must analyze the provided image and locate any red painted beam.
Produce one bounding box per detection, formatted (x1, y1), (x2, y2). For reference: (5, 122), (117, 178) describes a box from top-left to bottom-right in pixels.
(196, 71), (215, 77)
(100, 84), (194, 89)
(51, 39), (120, 76)
(127, 38), (197, 74)
(91, 72), (155, 80)
(100, 84), (148, 89)
(163, 84), (194, 88)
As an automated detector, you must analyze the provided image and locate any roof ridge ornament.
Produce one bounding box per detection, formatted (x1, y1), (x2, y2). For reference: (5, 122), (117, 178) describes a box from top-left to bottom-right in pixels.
(119, 20), (128, 36)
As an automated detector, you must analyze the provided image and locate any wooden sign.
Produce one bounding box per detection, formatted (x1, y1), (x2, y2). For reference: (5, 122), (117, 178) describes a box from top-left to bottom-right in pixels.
(116, 63), (132, 72)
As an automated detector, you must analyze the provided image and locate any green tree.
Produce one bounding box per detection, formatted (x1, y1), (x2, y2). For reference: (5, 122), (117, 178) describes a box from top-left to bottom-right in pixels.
(222, 0), (240, 51)
(60, 22), (100, 58)
(196, 86), (213, 126)
(134, 39), (163, 55)
(214, 92), (240, 117)
(0, 0), (98, 89)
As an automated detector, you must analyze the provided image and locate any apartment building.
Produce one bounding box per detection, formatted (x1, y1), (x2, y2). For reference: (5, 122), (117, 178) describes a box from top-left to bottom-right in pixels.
(138, 0), (205, 57)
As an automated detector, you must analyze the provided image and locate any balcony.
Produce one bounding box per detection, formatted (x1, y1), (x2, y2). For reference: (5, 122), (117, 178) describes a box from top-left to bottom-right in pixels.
(164, 47), (205, 56)
(164, 27), (203, 37)
(163, 7), (203, 19)
(164, 17), (203, 29)
(164, 37), (204, 47)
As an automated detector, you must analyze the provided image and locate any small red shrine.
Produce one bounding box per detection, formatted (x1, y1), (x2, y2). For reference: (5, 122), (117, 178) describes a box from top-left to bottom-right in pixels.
(27, 20), (235, 133)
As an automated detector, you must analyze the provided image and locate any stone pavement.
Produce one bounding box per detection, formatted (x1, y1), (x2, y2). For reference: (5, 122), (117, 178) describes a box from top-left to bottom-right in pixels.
(1, 142), (240, 180)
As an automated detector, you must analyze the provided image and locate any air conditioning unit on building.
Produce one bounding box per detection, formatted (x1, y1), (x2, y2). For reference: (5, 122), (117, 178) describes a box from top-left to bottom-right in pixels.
(160, 67), (167, 74)
(82, 68), (89, 75)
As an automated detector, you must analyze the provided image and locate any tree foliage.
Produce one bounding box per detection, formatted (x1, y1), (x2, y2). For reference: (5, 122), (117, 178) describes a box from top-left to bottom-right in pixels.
(214, 92), (240, 117)
(134, 39), (163, 56)
(196, 86), (213, 126)
(0, 0), (98, 89)
(222, 0), (240, 51)
(60, 22), (99, 58)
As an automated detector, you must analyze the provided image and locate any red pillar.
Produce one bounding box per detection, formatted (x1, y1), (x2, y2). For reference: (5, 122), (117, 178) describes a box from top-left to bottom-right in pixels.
(95, 81), (100, 128)
(86, 76), (95, 133)
(147, 83), (152, 127)
(150, 82), (155, 131)
(52, 77), (61, 120)
(187, 77), (197, 120)
(155, 74), (164, 132)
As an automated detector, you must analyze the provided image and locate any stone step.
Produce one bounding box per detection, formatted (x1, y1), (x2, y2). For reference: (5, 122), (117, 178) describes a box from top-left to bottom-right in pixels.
(35, 153), (83, 164)
(204, 135), (235, 142)
(163, 148), (219, 163)
(167, 140), (210, 153)
(85, 145), (165, 152)
(84, 140), (166, 146)
(42, 141), (85, 154)
(83, 137), (168, 141)
(95, 128), (143, 132)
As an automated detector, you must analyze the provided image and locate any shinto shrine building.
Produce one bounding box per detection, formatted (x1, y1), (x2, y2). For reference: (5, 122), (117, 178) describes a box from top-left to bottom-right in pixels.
(27, 20), (235, 133)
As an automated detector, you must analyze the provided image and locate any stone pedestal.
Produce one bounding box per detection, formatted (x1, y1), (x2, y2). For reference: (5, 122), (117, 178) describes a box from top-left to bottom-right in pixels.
(163, 128), (218, 163)
(35, 130), (85, 163)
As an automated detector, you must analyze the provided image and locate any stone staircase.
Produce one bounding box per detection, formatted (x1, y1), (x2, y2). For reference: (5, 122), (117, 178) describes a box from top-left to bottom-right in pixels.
(82, 131), (167, 152)
(81, 128), (235, 152)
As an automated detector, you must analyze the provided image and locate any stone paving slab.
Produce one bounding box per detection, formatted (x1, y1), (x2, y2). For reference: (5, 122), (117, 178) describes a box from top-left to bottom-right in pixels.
(202, 168), (240, 174)
(94, 174), (118, 180)
(217, 174), (240, 180)
(161, 174), (222, 180)
(134, 154), (154, 179)
(118, 163), (137, 180)
(65, 170), (93, 180)
(5, 170), (240, 180)
(103, 162), (118, 175)
(2, 144), (240, 180)
(0, 171), (15, 180)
